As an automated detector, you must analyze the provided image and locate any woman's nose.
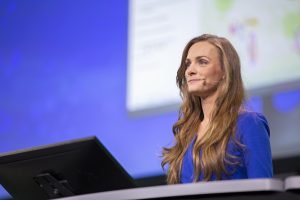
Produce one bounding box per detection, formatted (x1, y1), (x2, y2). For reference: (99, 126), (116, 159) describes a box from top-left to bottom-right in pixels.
(186, 65), (196, 77)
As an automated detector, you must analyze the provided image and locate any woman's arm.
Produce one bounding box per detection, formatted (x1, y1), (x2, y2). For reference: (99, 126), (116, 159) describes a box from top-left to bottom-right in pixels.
(239, 112), (273, 178)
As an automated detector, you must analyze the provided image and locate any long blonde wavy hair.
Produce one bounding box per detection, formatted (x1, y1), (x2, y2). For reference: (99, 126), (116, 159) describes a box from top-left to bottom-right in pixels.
(162, 34), (245, 184)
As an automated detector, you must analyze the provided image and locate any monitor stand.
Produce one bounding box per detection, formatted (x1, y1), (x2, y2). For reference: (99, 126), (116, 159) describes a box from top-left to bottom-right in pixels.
(34, 173), (74, 198)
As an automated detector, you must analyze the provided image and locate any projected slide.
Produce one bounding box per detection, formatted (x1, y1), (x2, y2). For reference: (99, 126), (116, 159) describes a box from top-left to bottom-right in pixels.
(127, 0), (300, 113)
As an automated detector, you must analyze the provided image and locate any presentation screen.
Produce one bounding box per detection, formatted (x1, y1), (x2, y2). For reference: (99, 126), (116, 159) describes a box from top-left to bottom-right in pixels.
(127, 0), (300, 113)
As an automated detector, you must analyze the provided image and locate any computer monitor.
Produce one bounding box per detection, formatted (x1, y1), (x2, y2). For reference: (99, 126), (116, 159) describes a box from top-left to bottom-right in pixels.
(0, 136), (136, 200)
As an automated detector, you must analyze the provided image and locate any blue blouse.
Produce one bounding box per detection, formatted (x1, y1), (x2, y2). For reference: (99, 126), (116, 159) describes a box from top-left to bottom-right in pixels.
(180, 111), (273, 183)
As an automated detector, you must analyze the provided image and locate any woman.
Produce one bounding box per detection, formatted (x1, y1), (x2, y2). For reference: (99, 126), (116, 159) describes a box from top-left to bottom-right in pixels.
(162, 34), (273, 184)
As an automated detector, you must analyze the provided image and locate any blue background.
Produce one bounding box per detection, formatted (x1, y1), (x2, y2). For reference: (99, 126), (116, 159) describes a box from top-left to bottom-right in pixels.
(0, 0), (176, 177)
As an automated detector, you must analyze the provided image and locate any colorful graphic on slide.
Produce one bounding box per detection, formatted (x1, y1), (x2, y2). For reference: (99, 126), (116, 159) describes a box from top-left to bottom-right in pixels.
(283, 11), (300, 54)
(228, 18), (258, 66)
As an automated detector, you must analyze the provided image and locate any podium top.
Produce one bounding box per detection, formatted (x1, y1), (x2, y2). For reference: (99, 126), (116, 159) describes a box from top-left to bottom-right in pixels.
(285, 176), (300, 190)
(56, 178), (284, 200)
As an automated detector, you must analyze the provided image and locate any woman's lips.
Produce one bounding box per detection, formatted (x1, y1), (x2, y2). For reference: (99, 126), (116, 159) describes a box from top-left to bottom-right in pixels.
(188, 78), (204, 83)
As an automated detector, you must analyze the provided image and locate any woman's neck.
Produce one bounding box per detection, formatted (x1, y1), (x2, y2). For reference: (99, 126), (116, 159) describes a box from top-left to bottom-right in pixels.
(200, 91), (218, 123)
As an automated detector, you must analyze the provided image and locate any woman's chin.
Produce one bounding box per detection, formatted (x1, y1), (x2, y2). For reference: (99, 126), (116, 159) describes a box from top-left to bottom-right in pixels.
(188, 90), (205, 97)
(188, 89), (216, 99)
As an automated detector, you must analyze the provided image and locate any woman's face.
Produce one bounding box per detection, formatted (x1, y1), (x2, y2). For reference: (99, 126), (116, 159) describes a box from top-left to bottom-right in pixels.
(184, 41), (224, 98)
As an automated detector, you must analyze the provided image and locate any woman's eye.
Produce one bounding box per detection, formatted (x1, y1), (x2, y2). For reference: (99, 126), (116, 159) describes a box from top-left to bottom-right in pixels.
(198, 59), (208, 65)
(185, 61), (191, 67)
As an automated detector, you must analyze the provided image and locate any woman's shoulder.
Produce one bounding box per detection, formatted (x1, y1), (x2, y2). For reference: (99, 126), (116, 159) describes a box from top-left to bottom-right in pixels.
(237, 110), (270, 137)
(238, 110), (268, 124)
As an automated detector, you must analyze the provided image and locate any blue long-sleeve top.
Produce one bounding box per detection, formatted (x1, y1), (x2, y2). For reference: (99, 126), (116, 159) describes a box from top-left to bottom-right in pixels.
(180, 111), (273, 183)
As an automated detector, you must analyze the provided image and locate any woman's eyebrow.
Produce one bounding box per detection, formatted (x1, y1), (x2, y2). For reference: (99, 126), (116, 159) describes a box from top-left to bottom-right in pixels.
(195, 56), (210, 60)
(186, 56), (210, 62)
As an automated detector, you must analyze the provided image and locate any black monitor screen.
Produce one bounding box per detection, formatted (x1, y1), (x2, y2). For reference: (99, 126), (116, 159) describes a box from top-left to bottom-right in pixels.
(0, 136), (136, 200)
